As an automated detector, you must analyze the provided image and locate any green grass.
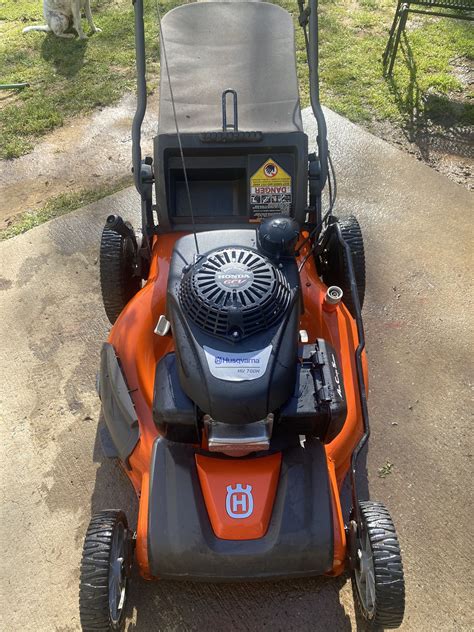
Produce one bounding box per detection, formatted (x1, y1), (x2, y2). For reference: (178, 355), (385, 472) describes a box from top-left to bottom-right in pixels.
(0, 0), (181, 158)
(276, 0), (473, 127)
(0, 175), (132, 239)
(1, 0), (472, 159)
(378, 460), (394, 478)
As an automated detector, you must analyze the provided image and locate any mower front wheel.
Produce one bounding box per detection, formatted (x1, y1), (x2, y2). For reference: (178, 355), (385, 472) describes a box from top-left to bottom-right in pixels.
(79, 510), (132, 632)
(351, 501), (405, 629)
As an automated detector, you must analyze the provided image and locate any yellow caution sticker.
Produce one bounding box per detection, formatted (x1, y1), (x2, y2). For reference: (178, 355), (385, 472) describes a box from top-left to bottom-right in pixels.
(250, 158), (292, 218)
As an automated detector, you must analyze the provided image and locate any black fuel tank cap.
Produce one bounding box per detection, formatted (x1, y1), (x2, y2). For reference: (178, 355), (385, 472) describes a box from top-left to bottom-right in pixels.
(257, 216), (300, 259)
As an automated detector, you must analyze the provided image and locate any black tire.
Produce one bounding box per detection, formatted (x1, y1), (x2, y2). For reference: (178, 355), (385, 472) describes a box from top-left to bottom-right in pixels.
(351, 501), (405, 630)
(321, 215), (366, 318)
(79, 510), (131, 632)
(100, 224), (141, 325)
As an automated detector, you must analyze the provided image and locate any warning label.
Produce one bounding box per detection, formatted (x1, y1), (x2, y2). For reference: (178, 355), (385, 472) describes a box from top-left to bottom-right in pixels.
(250, 158), (292, 218)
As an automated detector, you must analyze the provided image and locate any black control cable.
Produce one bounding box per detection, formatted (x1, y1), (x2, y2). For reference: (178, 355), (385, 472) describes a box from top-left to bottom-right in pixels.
(297, 152), (337, 272)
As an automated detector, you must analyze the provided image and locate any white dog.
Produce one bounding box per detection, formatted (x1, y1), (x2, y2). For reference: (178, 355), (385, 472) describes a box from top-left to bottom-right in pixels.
(23, 0), (101, 39)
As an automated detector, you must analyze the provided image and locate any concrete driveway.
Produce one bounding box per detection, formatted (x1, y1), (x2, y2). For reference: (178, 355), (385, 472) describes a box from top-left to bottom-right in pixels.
(1, 108), (472, 631)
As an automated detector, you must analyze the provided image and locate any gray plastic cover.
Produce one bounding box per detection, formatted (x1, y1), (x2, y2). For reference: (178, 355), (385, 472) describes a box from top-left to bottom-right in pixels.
(147, 437), (334, 580)
(159, 2), (303, 134)
(99, 343), (139, 466)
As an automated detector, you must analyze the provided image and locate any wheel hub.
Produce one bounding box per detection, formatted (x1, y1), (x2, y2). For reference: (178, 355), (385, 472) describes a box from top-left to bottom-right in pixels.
(354, 530), (376, 618)
(109, 523), (127, 625)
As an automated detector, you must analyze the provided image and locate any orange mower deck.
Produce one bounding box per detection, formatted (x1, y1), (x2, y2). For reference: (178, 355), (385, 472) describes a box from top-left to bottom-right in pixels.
(106, 232), (367, 579)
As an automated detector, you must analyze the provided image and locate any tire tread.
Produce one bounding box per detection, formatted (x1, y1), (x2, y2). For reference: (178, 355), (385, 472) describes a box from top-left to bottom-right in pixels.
(79, 510), (128, 632)
(100, 227), (140, 325)
(352, 501), (405, 630)
(322, 215), (366, 318)
(339, 216), (366, 317)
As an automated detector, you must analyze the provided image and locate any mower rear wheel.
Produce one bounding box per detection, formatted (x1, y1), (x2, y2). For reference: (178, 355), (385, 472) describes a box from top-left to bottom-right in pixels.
(351, 501), (405, 630)
(321, 215), (365, 318)
(79, 510), (132, 632)
(100, 223), (141, 325)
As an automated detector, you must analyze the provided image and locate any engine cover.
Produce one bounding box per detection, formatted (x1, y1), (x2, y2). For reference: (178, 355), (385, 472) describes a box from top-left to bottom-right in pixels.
(166, 230), (300, 424)
(179, 247), (291, 341)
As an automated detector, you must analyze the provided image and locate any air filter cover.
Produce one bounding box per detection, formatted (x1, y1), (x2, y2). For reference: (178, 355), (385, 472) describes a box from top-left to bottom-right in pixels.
(179, 247), (291, 339)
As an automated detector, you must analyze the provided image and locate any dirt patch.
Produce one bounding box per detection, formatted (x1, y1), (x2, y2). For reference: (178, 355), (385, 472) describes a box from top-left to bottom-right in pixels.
(0, 93), (159, 231)
(367, 56), (473, 190)
(367, 116), (473, 189)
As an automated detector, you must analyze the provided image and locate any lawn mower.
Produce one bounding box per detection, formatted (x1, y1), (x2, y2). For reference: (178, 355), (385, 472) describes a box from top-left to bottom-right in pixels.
(79, 1), (405, 630)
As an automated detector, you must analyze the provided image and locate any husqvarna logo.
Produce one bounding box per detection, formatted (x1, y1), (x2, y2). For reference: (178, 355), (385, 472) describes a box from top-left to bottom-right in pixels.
(226, 484), (254, 519)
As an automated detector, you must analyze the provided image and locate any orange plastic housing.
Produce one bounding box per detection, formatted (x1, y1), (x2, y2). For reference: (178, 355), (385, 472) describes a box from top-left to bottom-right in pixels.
(196, 452), (281, 540)
(108, 231), (368, 579)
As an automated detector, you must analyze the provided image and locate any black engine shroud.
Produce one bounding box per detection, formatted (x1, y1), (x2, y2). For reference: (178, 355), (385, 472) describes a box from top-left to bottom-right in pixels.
(166, 230), (300, 424)
(157, 228), (347, 444)
(179, 247), (292, 341)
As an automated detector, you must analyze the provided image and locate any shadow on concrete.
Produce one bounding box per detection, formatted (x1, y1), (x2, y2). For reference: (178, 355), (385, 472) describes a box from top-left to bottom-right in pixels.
(87, 416), (371, 631)
(387, 31), (473, 163)
(124, 573), (353, 632)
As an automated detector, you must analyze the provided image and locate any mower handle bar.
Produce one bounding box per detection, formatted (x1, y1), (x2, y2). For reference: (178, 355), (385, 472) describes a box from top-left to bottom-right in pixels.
(306, 0), (329, 192)
(132, 0), (146, 198)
